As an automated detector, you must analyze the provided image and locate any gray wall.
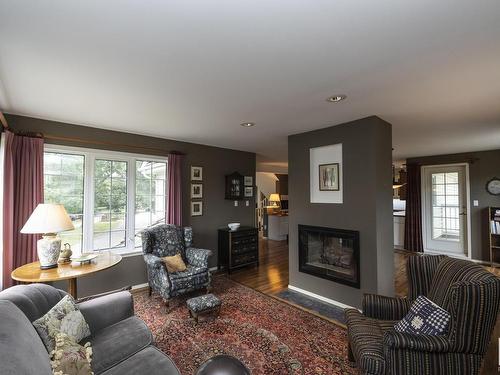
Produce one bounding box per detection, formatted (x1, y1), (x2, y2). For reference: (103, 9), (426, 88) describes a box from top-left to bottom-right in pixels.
(7, 114), (256, 297)
(407, 149), (500, 261)
(288, 116), (394, 308)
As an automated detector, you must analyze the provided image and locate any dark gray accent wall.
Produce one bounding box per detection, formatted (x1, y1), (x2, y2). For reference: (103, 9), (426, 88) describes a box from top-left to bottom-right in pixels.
(7, 114), (256, 297)
(288, 116), (394, 308)
(407, 149), (500, 261)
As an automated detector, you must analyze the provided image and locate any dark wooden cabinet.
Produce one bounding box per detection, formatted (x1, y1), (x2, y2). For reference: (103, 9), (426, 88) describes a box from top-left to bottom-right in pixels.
(225, 172), (244, 200)
(218, 226), (258, 272)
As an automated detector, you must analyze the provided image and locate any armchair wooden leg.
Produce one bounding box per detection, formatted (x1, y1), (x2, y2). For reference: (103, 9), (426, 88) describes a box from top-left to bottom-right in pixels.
(164, 298), (169, 311)
(206, 285), (212, 294)
(148, 286), (152, 296)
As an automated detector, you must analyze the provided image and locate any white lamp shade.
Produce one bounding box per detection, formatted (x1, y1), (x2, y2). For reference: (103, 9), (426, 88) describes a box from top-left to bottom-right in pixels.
(21, 204), (74, 234)
(269, 193), (281, 202)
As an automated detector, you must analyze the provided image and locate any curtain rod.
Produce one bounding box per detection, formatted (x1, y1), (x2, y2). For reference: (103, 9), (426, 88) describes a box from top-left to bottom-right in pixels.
(44, 134), (184, 155)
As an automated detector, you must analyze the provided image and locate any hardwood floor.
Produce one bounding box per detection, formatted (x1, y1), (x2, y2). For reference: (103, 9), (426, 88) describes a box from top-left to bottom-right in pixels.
(228, 238), (499, 374)
(228, 238), (289, 295)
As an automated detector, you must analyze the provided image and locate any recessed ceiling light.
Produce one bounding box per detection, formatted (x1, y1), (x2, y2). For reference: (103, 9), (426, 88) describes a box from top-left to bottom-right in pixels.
(240, 122), (255, 127)
(326, 95), (347, 103)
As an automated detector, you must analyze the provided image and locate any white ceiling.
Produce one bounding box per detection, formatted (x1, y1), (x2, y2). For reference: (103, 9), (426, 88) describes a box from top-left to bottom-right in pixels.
(1, 1), (500, 173)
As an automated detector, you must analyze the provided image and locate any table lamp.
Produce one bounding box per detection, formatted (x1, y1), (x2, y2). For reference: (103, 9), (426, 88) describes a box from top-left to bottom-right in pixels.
(267, 193), (281, 214)
(20, 204), (75, 269)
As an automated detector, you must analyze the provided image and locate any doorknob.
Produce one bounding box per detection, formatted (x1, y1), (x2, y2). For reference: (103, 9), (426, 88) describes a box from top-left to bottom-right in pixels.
(459, 212), (467, 216)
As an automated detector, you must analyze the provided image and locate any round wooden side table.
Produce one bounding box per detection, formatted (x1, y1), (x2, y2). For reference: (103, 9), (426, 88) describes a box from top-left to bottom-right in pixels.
(11, 251), (122, 298)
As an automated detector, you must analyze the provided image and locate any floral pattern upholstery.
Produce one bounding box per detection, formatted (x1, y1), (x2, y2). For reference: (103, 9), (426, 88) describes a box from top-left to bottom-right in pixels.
(186, 294), (221, 313)
(141, 224), (212, 301)
(33, 295), (91, 353)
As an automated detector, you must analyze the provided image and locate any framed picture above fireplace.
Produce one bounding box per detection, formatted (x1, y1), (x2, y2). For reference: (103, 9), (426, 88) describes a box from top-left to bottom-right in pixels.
(298, 224), (360, 288)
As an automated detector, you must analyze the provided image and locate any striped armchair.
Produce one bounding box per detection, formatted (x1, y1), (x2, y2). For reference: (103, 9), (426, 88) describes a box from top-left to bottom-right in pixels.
(345, 255), (500, 375)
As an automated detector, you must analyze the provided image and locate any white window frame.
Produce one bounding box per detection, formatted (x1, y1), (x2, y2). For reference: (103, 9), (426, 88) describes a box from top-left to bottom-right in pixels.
(44, 144), (167, 256)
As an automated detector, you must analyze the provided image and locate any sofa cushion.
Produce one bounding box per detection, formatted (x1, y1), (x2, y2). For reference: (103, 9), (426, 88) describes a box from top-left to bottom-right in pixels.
(345, 308), (397, 375)
(0, 283), (67, 322)
(170, 265), (208, 291)
(0, 300), (52, 375)
(89, 316), (153, 374)
(100, 346), (180, 375)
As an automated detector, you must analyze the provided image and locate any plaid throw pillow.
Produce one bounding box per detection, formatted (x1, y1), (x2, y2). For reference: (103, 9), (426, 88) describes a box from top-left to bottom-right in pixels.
(394, 295), (450, 335)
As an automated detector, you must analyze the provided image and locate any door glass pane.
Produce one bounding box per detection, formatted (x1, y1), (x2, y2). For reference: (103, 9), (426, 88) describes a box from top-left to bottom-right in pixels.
(44, 152), (85, 253)
(431, 172), (460, 241)
(93, 159), (128, 250)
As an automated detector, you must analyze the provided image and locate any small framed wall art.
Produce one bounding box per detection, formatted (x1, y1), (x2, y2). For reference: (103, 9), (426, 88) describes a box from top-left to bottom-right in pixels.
(191, 183), (203, 199)
(244, 176), (253, 186)
(191, 201), (203, 216)
(319, 163), (340, 191)
(191, 166), (203, 181)
(244, 186), (253, 197)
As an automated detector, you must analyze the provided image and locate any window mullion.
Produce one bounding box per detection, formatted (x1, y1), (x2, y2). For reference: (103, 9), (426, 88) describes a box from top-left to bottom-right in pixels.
(127, 158), (135, 250)
(83, 153), (95, 254)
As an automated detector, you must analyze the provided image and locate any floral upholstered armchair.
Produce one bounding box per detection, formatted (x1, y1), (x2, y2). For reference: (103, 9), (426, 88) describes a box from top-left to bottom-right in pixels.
(141, 224), (212, 307)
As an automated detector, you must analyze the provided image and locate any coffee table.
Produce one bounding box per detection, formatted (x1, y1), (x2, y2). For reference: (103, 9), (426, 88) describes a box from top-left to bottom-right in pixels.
(11, 251), (122, 298)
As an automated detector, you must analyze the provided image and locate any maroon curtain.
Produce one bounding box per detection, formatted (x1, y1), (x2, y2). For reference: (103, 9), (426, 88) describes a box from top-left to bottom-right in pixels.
(167, 153), (183, 226)
(2, 131), (44, 289)
(404, 163), (423, 252)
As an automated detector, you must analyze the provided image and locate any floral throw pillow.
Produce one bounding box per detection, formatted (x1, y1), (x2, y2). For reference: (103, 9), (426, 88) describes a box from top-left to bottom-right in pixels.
(33, 295), (91, 353)
(51, 332), (93, 375)
(394, 295), (450, 335)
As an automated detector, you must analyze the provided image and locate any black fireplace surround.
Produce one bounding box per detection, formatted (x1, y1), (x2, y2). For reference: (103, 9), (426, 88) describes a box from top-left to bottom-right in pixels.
(298, 225), (360, 288)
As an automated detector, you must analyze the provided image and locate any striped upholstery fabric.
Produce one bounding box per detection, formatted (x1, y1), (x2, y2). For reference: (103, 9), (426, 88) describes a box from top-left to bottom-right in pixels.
(363, 294), (412, 321)
(406, 254), (445, 300)
(345, 255), (500, 375)
(345, 309), (397, 375)
(427, 257), (495, 310)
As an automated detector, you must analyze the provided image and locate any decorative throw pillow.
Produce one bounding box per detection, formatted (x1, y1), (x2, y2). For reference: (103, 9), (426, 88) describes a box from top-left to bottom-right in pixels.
(33, 295), (91, 353)
(50, 332), (93, 375)
(162, 253), (187, 273)
(394, 295), (450, 335)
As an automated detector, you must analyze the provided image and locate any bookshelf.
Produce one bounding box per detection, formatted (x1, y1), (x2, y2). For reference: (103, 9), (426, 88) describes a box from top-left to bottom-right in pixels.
(488, 206), (500, 266)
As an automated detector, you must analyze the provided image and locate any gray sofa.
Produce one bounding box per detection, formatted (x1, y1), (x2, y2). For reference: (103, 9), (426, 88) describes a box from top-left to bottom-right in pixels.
(0, 283), (180, 375)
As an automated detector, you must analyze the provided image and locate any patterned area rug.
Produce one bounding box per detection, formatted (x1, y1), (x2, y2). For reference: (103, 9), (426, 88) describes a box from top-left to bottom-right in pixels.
(134, 276), (355, 375)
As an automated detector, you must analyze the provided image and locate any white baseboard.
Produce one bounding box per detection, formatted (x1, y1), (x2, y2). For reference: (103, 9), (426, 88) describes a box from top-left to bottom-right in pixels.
(288, 284), (357, 310)
(131, 283), (149, 290)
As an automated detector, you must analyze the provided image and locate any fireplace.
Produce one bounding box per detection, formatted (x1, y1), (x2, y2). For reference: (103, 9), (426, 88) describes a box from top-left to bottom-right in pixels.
(299, 225), (360, 288)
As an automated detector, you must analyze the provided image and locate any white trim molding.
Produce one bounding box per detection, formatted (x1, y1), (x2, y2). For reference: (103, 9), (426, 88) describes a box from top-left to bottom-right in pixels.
(421, 163), (472, 260)
(288, 284), (358, 310)
(131, 282), (149, 290)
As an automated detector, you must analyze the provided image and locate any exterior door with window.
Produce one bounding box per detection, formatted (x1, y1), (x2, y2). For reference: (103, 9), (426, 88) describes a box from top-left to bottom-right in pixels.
(422, 165), (468, 256)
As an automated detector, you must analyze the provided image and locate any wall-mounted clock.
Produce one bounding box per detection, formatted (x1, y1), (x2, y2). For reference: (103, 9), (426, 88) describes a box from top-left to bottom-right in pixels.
(486, 177), (500, 195)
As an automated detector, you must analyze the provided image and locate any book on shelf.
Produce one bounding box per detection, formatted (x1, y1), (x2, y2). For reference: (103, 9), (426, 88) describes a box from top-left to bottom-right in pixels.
(492, 220), (500, 234)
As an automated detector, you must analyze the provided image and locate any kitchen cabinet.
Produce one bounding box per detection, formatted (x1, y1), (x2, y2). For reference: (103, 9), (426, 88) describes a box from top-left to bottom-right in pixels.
(394, 214), (405, 249)
(268, 215), (288, 241)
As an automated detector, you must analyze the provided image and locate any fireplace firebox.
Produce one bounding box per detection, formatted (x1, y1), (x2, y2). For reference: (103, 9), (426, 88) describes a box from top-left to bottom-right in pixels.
(298, 225), (360, 288)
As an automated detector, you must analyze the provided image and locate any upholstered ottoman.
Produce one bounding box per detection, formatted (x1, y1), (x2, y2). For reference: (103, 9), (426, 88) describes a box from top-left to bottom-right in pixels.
(187, 294), (221, 323)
